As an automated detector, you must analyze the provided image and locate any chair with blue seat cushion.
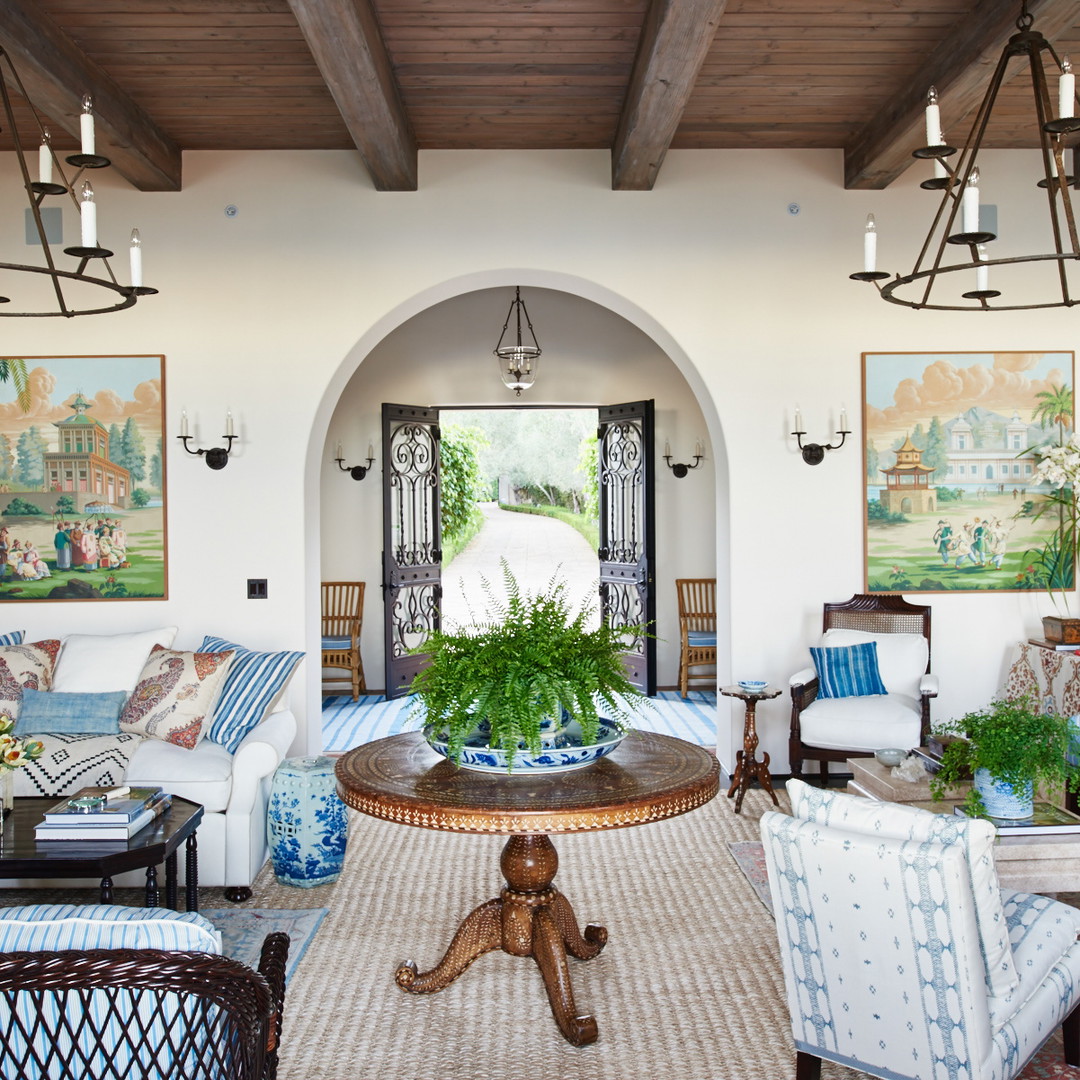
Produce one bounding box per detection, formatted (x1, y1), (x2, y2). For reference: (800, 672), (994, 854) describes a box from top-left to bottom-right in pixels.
(762, 781), (1080, 1080)
(789, 592), (938, 783)
(676, 578), (717, 698)
(321, 581), (365, 701)
(0, 903), (288, 1080)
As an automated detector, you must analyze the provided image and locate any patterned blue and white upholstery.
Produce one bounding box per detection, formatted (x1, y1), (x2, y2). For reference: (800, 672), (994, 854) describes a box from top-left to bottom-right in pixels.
(762, 782), (1080, 1080)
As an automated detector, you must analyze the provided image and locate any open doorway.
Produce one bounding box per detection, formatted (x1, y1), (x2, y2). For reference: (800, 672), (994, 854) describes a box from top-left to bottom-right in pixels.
(438, 407), (600, 629)
(318, 284), (720, 751)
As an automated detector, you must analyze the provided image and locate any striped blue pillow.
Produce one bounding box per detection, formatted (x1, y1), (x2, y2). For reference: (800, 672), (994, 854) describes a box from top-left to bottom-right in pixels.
(0, 631), (23, 646)
(809, 641), (887, 699)
(200, 636), (304, 752)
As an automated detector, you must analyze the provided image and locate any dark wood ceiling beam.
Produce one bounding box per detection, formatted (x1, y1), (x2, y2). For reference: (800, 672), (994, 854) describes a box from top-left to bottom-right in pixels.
(0, 0), (181, 191)
(845, 0), (1079, 190)
(286, 0), (417, 191)
(611, 0), (729, 190)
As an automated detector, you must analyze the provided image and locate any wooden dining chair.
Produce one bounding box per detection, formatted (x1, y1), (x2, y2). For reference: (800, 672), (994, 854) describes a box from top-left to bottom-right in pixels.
(676, 578), (717, 698)
(321, 581), (366, 700)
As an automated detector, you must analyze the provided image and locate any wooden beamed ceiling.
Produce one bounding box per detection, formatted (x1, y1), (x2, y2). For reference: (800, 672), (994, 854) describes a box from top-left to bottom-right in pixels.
(0, 0), (1077, 193)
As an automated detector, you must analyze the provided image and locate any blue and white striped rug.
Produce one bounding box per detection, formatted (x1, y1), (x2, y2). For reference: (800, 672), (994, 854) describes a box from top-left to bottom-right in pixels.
(321, 690), (717, 752)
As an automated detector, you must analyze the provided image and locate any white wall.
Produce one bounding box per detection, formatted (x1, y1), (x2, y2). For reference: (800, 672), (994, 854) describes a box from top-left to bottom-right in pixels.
(0, 146), (1071, 773)
(320, 286), (716, 692)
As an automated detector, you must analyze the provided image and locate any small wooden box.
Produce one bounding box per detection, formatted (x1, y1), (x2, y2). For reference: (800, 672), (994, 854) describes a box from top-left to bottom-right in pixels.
(1042, 616), (1080, 645)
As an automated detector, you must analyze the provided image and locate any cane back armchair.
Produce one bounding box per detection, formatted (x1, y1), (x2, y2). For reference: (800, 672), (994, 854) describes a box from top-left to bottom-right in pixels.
(789, 593), (937, 783)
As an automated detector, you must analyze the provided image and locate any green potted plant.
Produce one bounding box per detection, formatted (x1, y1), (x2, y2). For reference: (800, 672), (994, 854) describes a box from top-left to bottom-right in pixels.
(409, 561), (647, 770)
(929, 693), (1079, 819)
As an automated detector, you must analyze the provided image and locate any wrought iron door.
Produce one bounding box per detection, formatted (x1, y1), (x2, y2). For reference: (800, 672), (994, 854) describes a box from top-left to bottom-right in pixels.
(382, 403), (441, 698)
(597, 399), (656, 694)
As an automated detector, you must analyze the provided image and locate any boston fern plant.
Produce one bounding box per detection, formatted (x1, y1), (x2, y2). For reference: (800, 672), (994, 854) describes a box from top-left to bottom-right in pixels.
(410, 560), (647, 766)
(929, 693), (1080, 817)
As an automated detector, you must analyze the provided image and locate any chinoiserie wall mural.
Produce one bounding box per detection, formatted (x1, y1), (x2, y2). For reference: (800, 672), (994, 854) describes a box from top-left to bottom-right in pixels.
(0, 355), (166, 601)
(863, 350), (1073, 595)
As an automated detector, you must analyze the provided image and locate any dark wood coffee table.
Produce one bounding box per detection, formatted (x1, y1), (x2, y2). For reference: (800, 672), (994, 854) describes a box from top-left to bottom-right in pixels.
(0, 796), (204, 911)
(336, 730), (719, 1046)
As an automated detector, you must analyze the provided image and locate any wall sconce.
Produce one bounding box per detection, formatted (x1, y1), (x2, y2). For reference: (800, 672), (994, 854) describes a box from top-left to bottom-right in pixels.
(791, 406), (850, 466)
(178, 410), (236, 470)
(334, 442), (375, 481)
(663, 440), (703, 478)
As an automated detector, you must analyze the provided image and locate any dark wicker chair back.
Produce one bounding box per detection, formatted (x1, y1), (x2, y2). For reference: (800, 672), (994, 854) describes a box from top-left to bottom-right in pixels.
(0, 931), (288, 1080)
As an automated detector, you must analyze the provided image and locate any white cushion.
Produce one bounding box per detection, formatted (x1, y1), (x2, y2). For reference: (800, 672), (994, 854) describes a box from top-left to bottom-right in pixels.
(797, 692), (922, 752)
(0, 903), (221, 953)
(788, 778), (1018, 999)
(820, 628), (928, 698)
(53, 627), (178, 694)
(990, 890), (1080, 1026)
(126, 737), (234, 813)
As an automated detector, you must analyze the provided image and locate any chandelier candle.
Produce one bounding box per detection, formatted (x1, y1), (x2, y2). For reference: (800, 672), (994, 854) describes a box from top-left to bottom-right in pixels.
(80, 94), (95, 155)
(1061, 57), (1075, 118)
(962, 168), (980, 234)
(129, 229), (142, 288)
(863, 214), (878, 273)
(37, 131), (51, 185)
(79, 182), (96, 247)
(925, 86), (942, 145)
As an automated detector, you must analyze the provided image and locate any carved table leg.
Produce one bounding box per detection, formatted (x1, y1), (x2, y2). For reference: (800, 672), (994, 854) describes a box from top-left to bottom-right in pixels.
(395, 898), (502, 992)
(726, 697), (780, 814)
(165, 851), (178, 910)
(395, 833), (606, 1046)
(145, 864), (159, 908)
(185, 833), (199, 912)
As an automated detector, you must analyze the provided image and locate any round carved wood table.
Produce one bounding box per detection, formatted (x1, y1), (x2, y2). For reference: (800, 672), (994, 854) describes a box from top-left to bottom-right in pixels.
(335, 729), (719, 1046)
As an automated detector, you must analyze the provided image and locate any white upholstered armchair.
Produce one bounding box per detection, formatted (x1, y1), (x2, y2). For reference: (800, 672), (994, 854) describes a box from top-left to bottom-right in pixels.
(762, 780), (1080, 1080)
(789, 593), (938, 782)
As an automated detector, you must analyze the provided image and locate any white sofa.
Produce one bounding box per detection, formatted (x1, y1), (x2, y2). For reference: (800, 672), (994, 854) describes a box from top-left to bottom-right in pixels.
(4, 628), (301, 901)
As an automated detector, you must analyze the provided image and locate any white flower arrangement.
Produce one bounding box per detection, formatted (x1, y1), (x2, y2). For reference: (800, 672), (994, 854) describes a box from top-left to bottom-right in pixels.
(0, 713), (43, 770)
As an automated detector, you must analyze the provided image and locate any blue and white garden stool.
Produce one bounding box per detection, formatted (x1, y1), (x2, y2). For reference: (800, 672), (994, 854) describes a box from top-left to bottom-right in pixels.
(267, 756), (348, 887)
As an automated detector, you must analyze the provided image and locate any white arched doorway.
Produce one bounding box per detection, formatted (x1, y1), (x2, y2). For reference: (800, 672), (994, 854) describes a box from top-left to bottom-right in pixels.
(302, 271), (734, 765)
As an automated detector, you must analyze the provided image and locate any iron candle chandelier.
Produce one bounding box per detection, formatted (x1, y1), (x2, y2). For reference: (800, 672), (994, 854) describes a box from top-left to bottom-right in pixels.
(851, 2), (1080, 311)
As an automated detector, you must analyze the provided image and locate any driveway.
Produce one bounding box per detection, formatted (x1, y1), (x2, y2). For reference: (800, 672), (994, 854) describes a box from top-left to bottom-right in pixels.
(440, 503), (599, 628)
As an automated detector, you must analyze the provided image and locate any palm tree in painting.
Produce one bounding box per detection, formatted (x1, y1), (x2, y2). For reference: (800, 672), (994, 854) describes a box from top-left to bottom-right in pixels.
(1032, 383), (1074, 443)
(0, 360), (29, 413)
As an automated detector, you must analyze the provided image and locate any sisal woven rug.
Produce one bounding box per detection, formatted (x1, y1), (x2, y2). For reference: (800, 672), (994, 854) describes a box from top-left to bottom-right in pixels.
(1, 788), (1074, 1078)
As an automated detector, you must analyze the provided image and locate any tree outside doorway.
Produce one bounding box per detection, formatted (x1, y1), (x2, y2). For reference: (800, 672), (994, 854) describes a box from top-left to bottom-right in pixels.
(439, 409), (600, 628)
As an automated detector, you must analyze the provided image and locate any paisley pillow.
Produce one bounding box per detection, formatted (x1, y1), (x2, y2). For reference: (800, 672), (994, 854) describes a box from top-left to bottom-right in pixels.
(0, 641), (61, 719)
(119, 645), (234, 749)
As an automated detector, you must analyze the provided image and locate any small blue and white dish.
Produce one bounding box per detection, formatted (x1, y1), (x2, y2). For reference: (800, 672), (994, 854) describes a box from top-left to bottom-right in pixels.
(737, 679), (768, 693)
(424, 718), (625, 774)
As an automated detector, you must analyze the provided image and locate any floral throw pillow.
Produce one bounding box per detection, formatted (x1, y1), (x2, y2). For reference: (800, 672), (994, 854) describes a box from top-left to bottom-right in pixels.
(119, 645), (235, 750)
(0, 641), (61, 719)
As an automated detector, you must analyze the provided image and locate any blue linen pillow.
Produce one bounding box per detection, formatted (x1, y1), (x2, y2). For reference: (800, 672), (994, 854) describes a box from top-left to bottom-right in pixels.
(809, 641), (888, 699)
(199, 636), (304, 752)
(0, 632), (23, 646)
(13, 687), (128, 735)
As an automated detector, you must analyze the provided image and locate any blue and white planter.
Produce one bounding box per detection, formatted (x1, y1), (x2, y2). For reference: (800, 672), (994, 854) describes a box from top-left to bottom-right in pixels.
(267, 756), (348, 887)
(424, 717), (625, 773)
(974, 767), (1034, 819)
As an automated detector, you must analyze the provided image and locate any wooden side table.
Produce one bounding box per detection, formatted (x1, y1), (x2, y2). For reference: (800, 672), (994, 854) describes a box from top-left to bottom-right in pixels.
(720, 685), (781, 813)
(335, 730), (719, 1046)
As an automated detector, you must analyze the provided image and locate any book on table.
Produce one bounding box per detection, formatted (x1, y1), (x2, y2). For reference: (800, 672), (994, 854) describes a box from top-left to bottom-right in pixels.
(42, 786), (165, 824)
(1027, 638), (1080, 652)
(953, 801), (1080, 835)
(35, 792), (172, 841)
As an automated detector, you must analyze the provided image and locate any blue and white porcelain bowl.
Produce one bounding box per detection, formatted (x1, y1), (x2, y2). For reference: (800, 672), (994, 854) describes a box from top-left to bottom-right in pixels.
(424, 718), (625, 773)
(737, 679), (768, 693)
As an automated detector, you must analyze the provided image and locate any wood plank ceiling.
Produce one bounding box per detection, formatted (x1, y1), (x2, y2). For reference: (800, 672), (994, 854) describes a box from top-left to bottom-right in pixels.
(0, 0), (1077, 193)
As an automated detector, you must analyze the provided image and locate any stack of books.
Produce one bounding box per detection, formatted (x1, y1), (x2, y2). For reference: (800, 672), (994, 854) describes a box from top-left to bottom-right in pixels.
(35, 785), (172, 841)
